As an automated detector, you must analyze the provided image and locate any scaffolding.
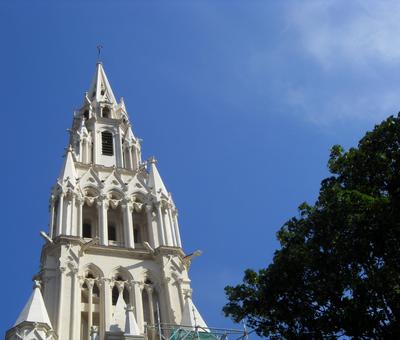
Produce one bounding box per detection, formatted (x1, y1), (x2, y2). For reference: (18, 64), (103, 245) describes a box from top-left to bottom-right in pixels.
(144, 323), (250, 340)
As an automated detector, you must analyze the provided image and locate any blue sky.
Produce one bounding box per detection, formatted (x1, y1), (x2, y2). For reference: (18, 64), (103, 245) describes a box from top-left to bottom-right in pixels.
(1, 0), (400, 334)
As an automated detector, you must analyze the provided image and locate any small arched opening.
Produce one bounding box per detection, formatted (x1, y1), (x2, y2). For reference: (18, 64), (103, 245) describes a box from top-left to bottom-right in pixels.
(107, 192), (124, 246)
(102, 106), (111, 118)
(132, 200), (149, 247)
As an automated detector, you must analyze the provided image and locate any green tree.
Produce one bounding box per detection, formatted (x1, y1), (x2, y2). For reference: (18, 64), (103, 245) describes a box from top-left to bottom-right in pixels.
(223, 115), (400, 339)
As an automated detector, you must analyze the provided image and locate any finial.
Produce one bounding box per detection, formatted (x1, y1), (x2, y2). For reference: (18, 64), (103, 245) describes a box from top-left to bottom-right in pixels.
(125, 304), (134, 312)
(148, 156), (157, 164)
(33, 280), (41, 289)
(96, 45), (103, 63)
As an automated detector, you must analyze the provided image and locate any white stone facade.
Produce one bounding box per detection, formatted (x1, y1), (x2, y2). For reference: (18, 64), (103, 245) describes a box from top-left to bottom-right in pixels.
(6, 63), (206, 340)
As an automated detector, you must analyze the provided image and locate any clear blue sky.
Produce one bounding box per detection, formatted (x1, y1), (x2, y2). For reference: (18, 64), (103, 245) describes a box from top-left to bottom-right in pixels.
(1, 0), (399, 334)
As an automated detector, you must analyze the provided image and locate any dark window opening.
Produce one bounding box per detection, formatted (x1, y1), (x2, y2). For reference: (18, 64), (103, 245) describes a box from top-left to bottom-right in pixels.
(112, 285), (119, 305)
(83, 110), (89, 120)
(108, 224), (116, 241)
(123, 287), (129, 304)
(102, 107), (110, 118)
(83, 223), (92, 238)
(144, 278), (152, 285)
(102, 131), (113, 156)
(101, 89), (105, 96)
(134, 228), (141, 243)
(93, 283), (100, 297)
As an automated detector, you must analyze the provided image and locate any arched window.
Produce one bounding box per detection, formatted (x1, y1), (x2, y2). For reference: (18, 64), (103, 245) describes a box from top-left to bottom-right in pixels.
(102, 106), (111, 118)
(82, 200), (98, 239)
(102, 131), (113, 156)
(111, 271), (131, 308)
(132, 205), (149, 246)
(107, 201), (124, 246)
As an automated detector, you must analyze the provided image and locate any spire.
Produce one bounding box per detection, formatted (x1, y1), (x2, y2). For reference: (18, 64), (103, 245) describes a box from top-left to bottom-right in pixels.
(88, 62), (117, 105)
(13, 281), (53, 328)
(125, 305), (140, 336)
(109, 294), (126, 332)
(181, 296), (208, 331)
(148, 157), (168, 198)
(59, 145), (77, 186)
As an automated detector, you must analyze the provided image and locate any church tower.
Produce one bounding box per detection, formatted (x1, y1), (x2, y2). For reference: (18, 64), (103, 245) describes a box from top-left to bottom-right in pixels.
(6, 63), (207, 340)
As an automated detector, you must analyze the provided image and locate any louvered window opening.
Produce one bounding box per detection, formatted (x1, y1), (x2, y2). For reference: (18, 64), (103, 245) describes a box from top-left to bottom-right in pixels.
(102, 131), (114, 156)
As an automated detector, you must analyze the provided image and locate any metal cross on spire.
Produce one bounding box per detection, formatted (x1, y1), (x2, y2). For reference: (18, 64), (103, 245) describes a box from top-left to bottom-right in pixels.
(97, 44), (103, 62)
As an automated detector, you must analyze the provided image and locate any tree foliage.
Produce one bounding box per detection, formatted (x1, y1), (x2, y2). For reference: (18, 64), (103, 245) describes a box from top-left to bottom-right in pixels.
(223, 115), (400, 339)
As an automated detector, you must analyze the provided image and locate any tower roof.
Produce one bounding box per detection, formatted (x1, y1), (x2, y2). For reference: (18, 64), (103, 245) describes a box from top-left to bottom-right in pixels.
(110, 294), (126, 332)
(148, 158), (168, 198)
(88, 62), (117, 105)
(125, 305), (140, 335)
(13, 281), (53, 328)
(58, 145), (77, 187)
(181, 297), (208, 330)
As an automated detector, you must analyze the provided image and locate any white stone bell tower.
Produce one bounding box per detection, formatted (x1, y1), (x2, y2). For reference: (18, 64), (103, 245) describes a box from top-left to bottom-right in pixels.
(6, 63), (207, 340)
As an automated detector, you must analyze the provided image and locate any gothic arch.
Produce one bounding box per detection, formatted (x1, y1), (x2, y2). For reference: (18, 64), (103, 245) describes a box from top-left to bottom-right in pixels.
(142, 269), (160, 288)
(108, 265), (133, 281)
(81, 263), (104, 279)
(109, 266), (133, 307)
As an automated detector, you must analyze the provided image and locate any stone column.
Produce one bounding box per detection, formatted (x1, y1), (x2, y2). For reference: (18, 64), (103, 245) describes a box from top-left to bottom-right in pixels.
(156, 203), (166, 246)
(56, 266), (66, 336)
(77, 198), (84, 237)
(146, 205), (158, 248)
(162, 277), (175, 323)
(57, 194), (64, 236)
(116, 131), (123, 168)
(79, 139), (83, 162)
(146, 286), (155, 326)
(81, 139), (85, 163)
(103, 279), (113, 332)
(131, 146), (137, 170)
(86, 279), (94, 340)
(96, 279), (105, 340)
(176, 278), (185, 315)
(49, 198), (55, 239)
(70, 267), (79, 340)
(133, 281), (144, 333)
(70, 194), (76, 236)
(162, 205), (173, 246)
(123, 201), (134, 248)
(172, 211), (182, 248)
(93, 130), (98, 164)
(85, 139), (90, 164)
(167, 207), (177, 247)
(97, 198), (109, 246)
